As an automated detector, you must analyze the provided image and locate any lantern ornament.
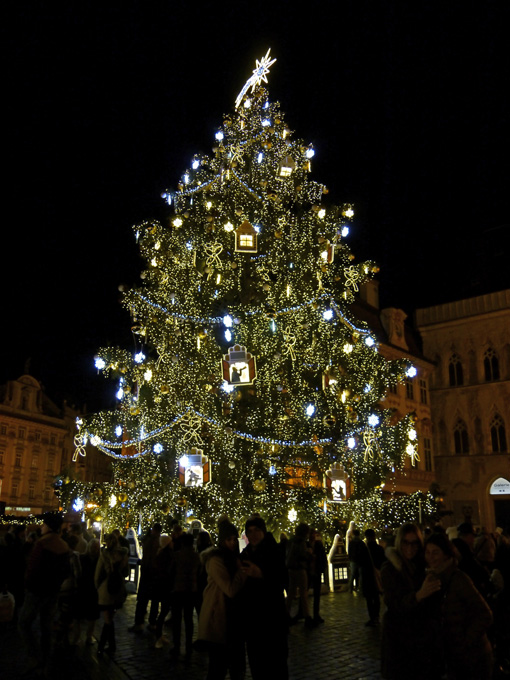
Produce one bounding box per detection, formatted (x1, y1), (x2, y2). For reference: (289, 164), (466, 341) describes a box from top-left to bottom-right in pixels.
(178, 447), (210, 487)
(235, 220), (258, 253)
(320, 241), (335, 264)
(322, 366), (339, 391)
(278, 155), (296, 177)
(326, 462), (351, 502)
(222, 345), (257, 385)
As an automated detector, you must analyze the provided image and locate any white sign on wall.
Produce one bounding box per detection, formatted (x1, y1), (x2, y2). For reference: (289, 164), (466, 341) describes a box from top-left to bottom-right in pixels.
(490, 477), (510, 495)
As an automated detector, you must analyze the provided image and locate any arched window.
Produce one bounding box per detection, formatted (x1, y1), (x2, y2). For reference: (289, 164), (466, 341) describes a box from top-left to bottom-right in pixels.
(448, 354), (464, 386)
(490, 414), (507, 453)
(484, 348), (500, 381)
(454, 419), (469, 454)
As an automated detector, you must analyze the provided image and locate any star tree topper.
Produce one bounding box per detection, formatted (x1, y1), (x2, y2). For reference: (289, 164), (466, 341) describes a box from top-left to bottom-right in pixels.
(235, 49), (277, 108)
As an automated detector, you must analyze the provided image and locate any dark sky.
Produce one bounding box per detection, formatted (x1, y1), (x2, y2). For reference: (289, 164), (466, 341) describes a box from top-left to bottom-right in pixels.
(4, 1), (509, 409)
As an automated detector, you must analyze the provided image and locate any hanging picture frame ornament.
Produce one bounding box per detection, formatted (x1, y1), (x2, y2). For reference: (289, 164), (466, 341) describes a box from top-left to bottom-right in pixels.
(222, 345), (257, 385)
(178, 447), (210, 487)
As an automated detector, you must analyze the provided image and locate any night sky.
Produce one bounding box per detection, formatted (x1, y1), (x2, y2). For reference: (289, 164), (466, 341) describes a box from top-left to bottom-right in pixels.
(4, 2), (509, 410)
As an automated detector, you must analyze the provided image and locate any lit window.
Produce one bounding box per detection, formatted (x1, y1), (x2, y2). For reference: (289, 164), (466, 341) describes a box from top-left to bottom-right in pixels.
(278, 155), (296, 177)
(239, 234), (254, 248)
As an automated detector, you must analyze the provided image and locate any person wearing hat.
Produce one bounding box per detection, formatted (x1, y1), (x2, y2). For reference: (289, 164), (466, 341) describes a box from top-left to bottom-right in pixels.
(18, 512), (71, 673)
(240, 515), (289, 680)
(198, 519), (247, 679)
(452, 522), (490, 598)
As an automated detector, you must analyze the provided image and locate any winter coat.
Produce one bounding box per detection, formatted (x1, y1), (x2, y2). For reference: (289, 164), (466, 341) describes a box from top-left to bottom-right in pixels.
(197, 547), (246, 645)
(172, 545), (200, 594)
(452, 537), (490, 596)
(94, 545), (129, 608)
(75, 552), (99, 620)
(25, 532), (71, 596)
(309, 539), (327, 577)
(240, 533), (288, 635)
(435, 561), (493, 679)
(153, 544), (175, 601)
(286, 535), (311, 571)
(380, 547), (441, 680)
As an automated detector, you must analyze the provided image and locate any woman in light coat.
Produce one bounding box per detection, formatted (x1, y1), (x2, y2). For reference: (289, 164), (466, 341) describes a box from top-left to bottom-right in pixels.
(198, 521), (247, 680)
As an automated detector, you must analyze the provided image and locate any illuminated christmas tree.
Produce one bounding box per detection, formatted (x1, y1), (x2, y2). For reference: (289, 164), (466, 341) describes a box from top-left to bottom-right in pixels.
(70, 52), (424, 534)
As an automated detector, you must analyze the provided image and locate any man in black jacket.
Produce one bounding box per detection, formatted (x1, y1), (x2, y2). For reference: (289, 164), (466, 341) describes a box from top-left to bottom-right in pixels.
(241, 516), (289, 680)
(18, 512), (71, 673)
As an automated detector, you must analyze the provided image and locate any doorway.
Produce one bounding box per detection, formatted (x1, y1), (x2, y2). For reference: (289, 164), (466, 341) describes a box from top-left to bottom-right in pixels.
(493, 498), (510, 529)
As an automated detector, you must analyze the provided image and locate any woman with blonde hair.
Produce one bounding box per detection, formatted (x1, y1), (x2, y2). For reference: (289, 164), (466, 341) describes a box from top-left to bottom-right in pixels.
(380, 523), (442, 679)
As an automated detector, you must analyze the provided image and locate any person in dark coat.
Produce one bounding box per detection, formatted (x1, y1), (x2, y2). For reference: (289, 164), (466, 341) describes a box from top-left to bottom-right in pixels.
(452, 522), (491, 598)
(240, 516), (289, 680)
(380, 523), (442, 680)
(195, 530), (213, 616)
(285, 522), (312, 626)
(130, 523), (162, 632)
(94, 532), (129, 655)
(171, 532), (200, 658)
(73, 538), (100, 644)
(308, 528), (327, 624)
(18, 512), (71, 674)
(425, 532), (493, 680)
(362, 529), (386, 626)
(347, 529), (365, 592)
(4, 525), (27, 610)
(153, 534), (175, 649)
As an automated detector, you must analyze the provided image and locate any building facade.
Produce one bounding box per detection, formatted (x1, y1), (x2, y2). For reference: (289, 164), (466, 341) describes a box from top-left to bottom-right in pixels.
(0, 373), (111, 517)
(416, 289), (510, 530)
(356, 282), (436, 498)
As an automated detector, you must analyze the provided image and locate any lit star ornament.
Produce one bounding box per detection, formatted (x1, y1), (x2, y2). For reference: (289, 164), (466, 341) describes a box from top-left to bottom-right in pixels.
(235, 49), (277, 108)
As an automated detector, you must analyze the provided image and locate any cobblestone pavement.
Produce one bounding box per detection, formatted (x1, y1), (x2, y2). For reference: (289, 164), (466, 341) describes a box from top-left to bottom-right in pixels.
(3, 588), (383, 680)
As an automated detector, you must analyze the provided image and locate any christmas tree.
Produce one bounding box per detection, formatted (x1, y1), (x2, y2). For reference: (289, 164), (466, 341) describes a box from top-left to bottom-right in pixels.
(69, 52), (426, 534)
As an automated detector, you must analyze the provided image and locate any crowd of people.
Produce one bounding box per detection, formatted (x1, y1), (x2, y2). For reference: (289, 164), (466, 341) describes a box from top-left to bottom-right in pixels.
(1, 513), (509, 679)
(345, 522), (510, 680)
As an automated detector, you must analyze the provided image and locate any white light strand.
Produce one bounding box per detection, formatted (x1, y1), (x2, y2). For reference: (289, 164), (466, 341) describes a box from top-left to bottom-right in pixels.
(78, 406), (334, 459)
